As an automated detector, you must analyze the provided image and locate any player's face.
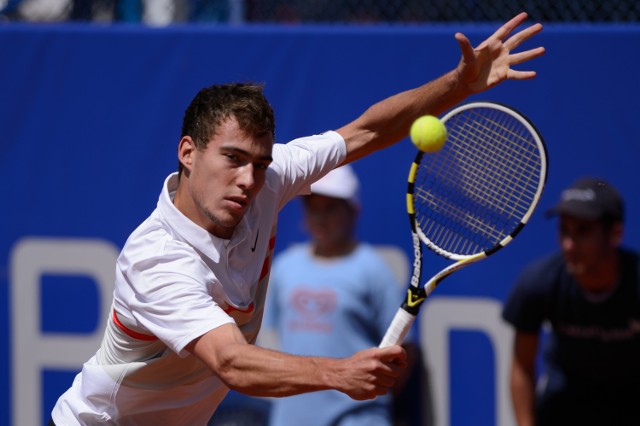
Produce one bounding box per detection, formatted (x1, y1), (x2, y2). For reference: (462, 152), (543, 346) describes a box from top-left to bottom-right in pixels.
(558, 215), (618, 288)
(179, 117), (273, 239)
(303, 195), (356, 254)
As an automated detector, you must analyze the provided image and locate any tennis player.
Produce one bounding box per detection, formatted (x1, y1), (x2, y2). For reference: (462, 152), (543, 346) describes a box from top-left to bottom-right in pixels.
(50, 13), (544, 425)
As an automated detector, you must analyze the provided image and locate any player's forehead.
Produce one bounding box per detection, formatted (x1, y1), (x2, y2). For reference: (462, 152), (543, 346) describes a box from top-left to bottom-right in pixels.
(209, 117), (274, 157)
(303, 194), (353, 212)
(558, 214), (605, 233)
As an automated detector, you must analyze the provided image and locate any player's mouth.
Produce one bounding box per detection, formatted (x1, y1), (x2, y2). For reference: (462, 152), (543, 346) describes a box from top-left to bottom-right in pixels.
(225, 196), (249, 212)
(564, 257), (586, 274)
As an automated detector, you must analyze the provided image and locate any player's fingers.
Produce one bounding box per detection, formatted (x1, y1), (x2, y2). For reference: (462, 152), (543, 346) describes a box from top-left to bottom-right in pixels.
(504, 23), (544, 51)
(377, 345), (407, 364)
(375, 374), (398, 389)
(352, 384), (391, 400)
(394, 358), (409, 369)
(489, 12), (529, 42)
(507, 69), (538, 81)
(509, 47), (546, 66)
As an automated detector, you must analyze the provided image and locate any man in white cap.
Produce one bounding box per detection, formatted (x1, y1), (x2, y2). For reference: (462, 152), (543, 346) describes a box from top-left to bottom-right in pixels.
(502, 177), (640, 426)
(262, 165), (409, 426)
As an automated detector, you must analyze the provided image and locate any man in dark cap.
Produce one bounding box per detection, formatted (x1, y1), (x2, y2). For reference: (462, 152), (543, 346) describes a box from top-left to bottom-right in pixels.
(502, 178), (640, 426)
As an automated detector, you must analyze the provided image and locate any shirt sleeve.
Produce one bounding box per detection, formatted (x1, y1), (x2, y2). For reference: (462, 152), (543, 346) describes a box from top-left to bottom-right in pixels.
(269, 131), (347, 211)
(502, 257), (554, 333)
(121, 241), (235, 357)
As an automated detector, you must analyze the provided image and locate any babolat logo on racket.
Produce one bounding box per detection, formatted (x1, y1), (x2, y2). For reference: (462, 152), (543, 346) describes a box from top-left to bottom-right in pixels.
(410, 232), (421, 288)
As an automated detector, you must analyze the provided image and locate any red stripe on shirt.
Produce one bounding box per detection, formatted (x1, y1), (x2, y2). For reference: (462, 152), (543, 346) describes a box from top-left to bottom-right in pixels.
(224, 303), (255, 314)
(112, 309), (158, 341)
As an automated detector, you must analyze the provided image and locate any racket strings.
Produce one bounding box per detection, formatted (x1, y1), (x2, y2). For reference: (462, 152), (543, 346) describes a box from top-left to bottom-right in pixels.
(413, 107), (542, 256)
(455, 110), (540, 215)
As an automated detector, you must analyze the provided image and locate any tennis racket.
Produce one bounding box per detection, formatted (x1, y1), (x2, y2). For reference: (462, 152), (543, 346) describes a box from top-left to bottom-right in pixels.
(380, 101), (548, 347)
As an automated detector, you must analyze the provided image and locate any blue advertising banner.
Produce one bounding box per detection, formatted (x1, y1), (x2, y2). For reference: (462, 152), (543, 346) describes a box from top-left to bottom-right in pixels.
(1, 22), (639, 426)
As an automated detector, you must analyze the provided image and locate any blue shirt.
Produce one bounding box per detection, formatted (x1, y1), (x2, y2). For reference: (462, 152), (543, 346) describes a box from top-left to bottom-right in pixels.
(263, 242), (404, 426)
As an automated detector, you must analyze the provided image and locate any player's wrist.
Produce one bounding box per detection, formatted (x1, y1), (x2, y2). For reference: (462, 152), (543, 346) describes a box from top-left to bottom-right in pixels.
(317, 357), (342, 390)
(446, 68), (473, 102)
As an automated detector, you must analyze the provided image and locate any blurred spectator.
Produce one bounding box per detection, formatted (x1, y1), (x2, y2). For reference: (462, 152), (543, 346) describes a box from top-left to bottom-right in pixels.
(0, 0), (241, 24)
(261, 165), (419, 426)
(13, 0), (72, 22)
(0, 0), (22, 19)
(502, 177), (640, 426)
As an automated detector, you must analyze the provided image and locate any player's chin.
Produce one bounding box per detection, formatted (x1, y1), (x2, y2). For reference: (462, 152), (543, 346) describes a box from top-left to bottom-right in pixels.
(209, 209), (244, 231)
(223, 213), (244, 229)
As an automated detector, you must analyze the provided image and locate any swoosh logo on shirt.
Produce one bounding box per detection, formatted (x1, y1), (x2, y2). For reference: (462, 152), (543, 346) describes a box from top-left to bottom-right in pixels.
(251, 229), (260, 252)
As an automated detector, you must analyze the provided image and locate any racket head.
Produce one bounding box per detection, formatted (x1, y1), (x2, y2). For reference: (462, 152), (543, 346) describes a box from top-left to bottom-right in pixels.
(408, 101), (548, 261)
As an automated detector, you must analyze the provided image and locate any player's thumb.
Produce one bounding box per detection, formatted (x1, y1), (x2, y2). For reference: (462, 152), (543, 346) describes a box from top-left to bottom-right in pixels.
(378, 345), (407, 365)
(455, 32), (474, 57)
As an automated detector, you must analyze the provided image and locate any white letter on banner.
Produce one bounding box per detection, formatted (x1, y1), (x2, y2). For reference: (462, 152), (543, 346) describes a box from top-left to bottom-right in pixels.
(420, 297), (515, 426)
(10, 238), (118, 426)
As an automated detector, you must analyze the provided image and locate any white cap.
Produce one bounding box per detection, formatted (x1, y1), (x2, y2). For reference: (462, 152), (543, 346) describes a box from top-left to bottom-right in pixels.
(310, 164), (360, 207)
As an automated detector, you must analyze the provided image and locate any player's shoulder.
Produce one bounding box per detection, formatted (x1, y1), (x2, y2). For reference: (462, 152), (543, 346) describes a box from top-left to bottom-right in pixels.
(273, 242), (311, 264)
(353, 243), (390, 266)
(619, 247), (640, 266)
(619, 247), (640, 284)
(515, 252), (566, 289)
(503, 253), (565, 325)
(120, 211), (203, 269)
(523, 251), (564, 272)
(353, 242), (378, 256)
(354, 243), (405, 281)
(271, 131), (343, 161)
(122, 212), (170, 254)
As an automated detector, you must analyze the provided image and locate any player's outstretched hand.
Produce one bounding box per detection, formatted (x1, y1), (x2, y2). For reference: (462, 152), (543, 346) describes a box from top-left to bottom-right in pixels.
(454, 12), (545, 94)
(332, 345), (408, 401)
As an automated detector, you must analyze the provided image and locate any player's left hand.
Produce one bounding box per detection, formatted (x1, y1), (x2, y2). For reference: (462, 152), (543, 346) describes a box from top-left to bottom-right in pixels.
(454, 12), (545, 94)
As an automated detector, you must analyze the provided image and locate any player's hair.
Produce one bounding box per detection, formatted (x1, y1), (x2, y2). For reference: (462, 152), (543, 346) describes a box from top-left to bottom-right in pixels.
(178, 82), (276, 174)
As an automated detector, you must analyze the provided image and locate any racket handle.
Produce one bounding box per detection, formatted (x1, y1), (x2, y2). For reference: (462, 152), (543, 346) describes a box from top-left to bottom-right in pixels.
(379, 308), (416, 348)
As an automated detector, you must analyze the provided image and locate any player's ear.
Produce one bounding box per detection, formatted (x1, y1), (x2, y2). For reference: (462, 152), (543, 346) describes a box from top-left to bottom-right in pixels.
(609, 221), (624, 247)
(178, 136), (196, 173)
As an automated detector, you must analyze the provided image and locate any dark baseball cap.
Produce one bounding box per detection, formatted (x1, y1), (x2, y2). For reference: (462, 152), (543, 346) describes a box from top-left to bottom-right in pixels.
(545, 177), (624, 222)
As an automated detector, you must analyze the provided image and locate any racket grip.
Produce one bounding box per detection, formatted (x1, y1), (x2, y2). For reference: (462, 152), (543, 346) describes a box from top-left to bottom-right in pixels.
(379, 308), (416, 348)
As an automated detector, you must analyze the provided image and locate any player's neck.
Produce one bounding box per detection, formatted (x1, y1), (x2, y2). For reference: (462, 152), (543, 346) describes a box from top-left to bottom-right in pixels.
(577, 253), (620, 294)
(312, 240), (358, 258)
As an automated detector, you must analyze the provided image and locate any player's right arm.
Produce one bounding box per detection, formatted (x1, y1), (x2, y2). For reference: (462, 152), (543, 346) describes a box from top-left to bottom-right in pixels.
(510, 330), (539, 426)
(186, 323), (408, 400)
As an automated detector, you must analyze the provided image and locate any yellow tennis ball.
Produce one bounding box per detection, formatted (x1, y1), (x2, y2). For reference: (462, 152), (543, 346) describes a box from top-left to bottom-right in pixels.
(410, 115), (447, 152)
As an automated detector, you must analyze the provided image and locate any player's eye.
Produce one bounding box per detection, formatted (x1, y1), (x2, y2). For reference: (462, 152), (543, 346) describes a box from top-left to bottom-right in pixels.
(223, 153), (242, 164)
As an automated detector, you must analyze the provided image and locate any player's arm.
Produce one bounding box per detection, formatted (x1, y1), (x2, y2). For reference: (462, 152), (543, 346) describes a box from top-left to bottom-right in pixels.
(510, 330), (539, 426)
(337, 12), (544, 164)
(187, 323), (408, 400)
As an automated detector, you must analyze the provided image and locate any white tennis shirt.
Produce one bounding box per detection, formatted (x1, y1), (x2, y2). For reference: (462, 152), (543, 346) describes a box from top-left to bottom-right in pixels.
(52, 131), (346, 425)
